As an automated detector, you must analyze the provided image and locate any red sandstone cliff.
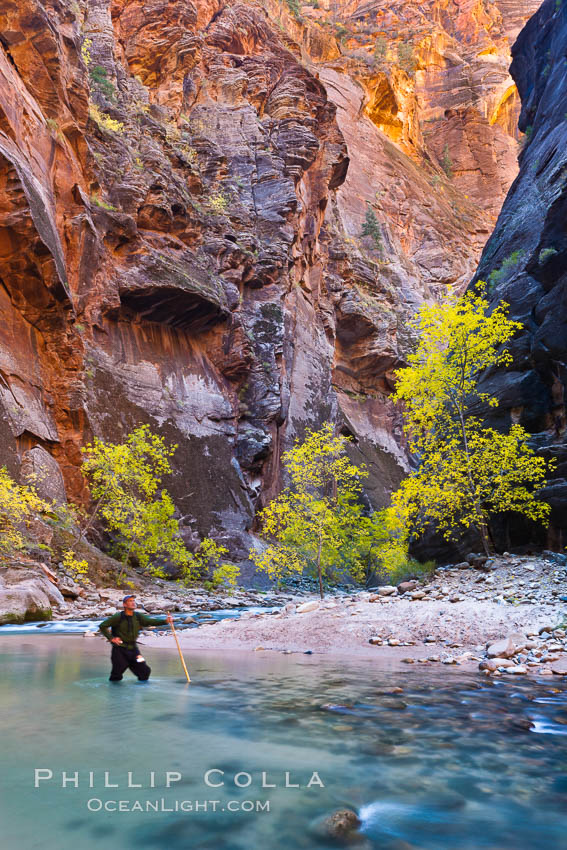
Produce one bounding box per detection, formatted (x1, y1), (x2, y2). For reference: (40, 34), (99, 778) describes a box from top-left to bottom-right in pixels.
(0, 0), (538, 563)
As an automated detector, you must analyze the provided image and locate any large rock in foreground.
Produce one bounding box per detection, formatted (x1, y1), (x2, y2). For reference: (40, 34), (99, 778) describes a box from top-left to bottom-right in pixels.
(0, 561), (65, 625)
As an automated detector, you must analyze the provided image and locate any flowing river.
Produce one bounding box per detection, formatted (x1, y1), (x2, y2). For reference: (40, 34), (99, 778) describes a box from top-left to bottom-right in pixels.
(1, 634), (567, 849)
(0, 607), (274, 635)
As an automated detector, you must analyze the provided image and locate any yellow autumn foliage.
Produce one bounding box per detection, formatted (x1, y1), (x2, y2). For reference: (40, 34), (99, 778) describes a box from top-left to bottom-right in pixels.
(392, 283), (552, 552)
(0, 467), (50, 560)
(249, 424), (371, 596)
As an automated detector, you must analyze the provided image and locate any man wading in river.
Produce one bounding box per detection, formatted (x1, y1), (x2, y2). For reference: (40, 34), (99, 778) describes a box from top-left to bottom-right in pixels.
(99, 595), (174, 682)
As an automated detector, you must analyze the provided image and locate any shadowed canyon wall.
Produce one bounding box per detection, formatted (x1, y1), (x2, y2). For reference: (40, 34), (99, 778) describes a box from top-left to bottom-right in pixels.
(471, 0), (567, 551)
(0, 0), (540, 564)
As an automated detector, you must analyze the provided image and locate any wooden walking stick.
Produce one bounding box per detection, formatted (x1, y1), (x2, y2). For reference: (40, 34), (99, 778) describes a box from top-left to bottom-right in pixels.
(168, 612), (191, 683)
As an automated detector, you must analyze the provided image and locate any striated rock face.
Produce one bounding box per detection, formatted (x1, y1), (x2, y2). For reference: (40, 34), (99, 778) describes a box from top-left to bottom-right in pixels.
(470, 0), (567, 550)
(269, 0), (540, 296)
(0, 0), (539, 567)
(0, 0), (405, 564)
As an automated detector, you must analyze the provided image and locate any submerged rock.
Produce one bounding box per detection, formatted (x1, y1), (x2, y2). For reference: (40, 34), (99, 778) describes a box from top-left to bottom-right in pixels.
(311, 808), (363, 844)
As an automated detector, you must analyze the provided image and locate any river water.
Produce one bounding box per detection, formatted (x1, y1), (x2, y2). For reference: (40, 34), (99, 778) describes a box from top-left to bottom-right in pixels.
(1, 635), (566, 849)
(0, 607), (274, 635)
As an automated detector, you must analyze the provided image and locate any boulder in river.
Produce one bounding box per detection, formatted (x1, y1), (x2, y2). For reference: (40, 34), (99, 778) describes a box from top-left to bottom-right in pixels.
(311, 808), (363, 844)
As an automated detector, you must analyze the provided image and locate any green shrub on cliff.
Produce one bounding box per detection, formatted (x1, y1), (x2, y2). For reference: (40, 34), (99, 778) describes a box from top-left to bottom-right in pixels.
(440, 144), (453, 179)
(285, 0), (301, 19)
(374, 35), (388, 63)
(91, 194), (117, 211)
(360, 204), (383, 252)
(539, 247), (558, 265)
(46, 118), (64, 143)
(397, 41), (416, 75)
(89, 65), (115, 100)
(487, 250), (525, 290)
(519, 125), (533, 148)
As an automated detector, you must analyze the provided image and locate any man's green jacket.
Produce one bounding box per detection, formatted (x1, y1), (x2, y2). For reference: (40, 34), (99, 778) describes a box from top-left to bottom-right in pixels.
(99, 611), (169, 648)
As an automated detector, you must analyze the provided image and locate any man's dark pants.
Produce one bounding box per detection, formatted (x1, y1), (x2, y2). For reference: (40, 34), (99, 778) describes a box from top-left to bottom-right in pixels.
(109, 644), (151, 681)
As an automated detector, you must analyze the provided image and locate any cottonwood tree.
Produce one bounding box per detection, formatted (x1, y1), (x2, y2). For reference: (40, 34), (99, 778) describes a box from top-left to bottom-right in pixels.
(81, 424), (240, 586)
(0, 468), (87, 577)
(0, 467), (49, 560)
(80, 425), (192, 578)
(178, 538), (240, 593)
(391, 284), (551, 554)
(250, 423), (371, 598)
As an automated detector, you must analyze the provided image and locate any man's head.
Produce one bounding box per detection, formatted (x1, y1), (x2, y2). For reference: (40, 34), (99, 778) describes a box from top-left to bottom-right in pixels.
(123, 595), (136, 612)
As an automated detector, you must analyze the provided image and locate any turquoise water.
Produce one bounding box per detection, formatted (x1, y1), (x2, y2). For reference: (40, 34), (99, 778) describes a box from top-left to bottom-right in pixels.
(1, 636), (567, 850)
(0, 607), (275, 635)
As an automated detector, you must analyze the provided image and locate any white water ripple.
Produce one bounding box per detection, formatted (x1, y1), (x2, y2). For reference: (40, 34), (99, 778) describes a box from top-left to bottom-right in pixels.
(531, 715), (567, 735)
(359, 800), (417, 835)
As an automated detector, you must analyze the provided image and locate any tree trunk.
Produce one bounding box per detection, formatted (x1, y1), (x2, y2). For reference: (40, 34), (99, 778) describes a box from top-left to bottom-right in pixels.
(456, 407), (491, 557)
(316, 537), (323, 599)
(75, 494), (104, 544)
(486, 520), (497, 554)
(75, 478), (117, 545)
(476, 523), (491, 557)
(117, 533), (138, 584)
